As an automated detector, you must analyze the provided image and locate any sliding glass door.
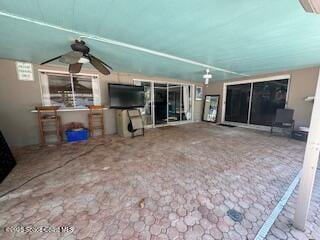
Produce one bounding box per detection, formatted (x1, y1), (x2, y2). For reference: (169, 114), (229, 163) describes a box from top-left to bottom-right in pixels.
(181, 85), (192, 121)
(225, 83), (251, 123)
(140, 81), (153, 126)
(135, 80), (193, 127)
(224, 78), (289, 126)
(154, 83), (168, 125)
(167, 84), (193, 123)
(168, 84), (181, 122)
(250, 79), (288, 126)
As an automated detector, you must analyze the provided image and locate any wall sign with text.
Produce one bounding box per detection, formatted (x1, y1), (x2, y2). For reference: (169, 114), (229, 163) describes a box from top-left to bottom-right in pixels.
(16, 62), (34, 81)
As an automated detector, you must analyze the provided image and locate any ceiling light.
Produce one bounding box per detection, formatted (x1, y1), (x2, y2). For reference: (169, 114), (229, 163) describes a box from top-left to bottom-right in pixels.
(299, 0), (320, 13)
(78, 56), (90, 64)
(203, 69), (212, 85)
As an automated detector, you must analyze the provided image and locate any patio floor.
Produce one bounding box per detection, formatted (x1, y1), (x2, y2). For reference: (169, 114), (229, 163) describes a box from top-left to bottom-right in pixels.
(267, 169), (320, 240)
(0, 123), (318, 240)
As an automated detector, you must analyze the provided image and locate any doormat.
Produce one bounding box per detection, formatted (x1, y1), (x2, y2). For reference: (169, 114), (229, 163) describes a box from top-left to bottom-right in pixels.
(158, 126), (177, 130)
(218, 123), (236, 128)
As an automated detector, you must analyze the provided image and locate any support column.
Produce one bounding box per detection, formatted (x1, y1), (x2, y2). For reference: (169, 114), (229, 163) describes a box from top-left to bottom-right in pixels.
(294, 68), (320, 230)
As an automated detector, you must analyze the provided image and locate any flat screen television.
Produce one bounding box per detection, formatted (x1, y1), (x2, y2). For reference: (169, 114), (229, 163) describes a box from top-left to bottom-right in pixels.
(108, 84), (145, 109)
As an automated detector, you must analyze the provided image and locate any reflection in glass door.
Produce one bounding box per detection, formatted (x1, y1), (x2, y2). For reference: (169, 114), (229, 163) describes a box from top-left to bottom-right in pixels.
(250, 79), (288, 126)
(181, 85), (192, 121)
(134, 81), (153, 127)
(142, 82), (153, 126)
(134, 80), (193, 127)
(154, 83), (168, 125)
(168, 84), (181, 122)
(225, 83), (251, 123)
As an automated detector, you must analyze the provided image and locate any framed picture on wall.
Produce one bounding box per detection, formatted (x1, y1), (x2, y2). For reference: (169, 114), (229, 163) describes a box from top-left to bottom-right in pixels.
(195, 86), (203, 100)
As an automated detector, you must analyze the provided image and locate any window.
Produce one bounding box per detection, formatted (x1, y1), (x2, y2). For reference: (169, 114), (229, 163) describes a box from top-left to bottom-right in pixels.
(39, 72), (101, 108)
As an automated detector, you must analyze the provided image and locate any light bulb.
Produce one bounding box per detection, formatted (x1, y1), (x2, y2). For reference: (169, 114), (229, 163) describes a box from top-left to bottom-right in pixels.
(78, 57), (90, 64)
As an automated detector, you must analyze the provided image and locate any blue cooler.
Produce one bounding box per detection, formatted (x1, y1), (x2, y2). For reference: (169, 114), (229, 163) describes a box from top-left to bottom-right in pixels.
(65, 128), (89, 142)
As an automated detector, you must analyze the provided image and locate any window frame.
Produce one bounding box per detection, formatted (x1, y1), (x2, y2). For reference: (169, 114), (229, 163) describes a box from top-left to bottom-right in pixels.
(38, 69), (101, 108)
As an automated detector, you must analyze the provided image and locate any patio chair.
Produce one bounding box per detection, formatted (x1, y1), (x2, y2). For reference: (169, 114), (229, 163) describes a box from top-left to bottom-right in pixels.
(127, 109), (144, 138)
(270, 108), (295, 135)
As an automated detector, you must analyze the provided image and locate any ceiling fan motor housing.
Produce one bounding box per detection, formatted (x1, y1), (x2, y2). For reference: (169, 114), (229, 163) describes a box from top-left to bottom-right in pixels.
(71, 40), (90, 54)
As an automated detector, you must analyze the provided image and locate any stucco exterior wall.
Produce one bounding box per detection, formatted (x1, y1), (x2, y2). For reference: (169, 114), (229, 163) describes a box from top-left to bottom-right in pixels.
(0, 59), (203, 147)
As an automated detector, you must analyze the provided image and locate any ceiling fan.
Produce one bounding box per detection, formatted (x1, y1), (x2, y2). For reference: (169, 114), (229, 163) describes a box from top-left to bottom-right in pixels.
(299, 0), (320, 13)
(40, 40), (113, 75)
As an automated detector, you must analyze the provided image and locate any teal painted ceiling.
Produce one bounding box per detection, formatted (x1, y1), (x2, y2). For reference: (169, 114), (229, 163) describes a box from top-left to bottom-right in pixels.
(0, 0), (320, 81)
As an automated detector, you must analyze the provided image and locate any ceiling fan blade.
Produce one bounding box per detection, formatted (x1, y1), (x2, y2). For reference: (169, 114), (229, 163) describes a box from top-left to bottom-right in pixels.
(41, 55), (62, 65)
(60, 51), (82, 64)
(69, 63), (83, 73)
(89, 54), (113, 70)
(89, 55), (110, 75)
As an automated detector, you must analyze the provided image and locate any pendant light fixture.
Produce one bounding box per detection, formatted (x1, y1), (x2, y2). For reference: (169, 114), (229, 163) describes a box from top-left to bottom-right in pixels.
(203, 69), (212, 85)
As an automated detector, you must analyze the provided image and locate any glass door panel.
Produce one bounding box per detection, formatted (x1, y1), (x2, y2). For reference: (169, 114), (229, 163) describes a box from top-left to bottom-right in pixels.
(250, 79), (288, 126)
(154, 83), (168, 125)
(168, 84), (181, 122)
(134, 81), (153, 126)
(181, 85), (192, 121)
(225, 83), (251, 123)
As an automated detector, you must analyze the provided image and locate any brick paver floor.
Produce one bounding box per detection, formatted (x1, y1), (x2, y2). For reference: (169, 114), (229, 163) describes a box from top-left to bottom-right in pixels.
(267, 170), (320, 240)
(0, 123), (318, 239)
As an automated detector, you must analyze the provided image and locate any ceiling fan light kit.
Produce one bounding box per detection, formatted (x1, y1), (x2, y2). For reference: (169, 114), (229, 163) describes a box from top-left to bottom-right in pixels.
(59, 51), (82, 64)
(41, 40), (112, 75)
(78, 56), (90, 64)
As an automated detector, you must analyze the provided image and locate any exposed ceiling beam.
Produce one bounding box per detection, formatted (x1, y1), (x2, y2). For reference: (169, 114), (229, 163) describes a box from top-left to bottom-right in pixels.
(0, 10), (249, 77)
